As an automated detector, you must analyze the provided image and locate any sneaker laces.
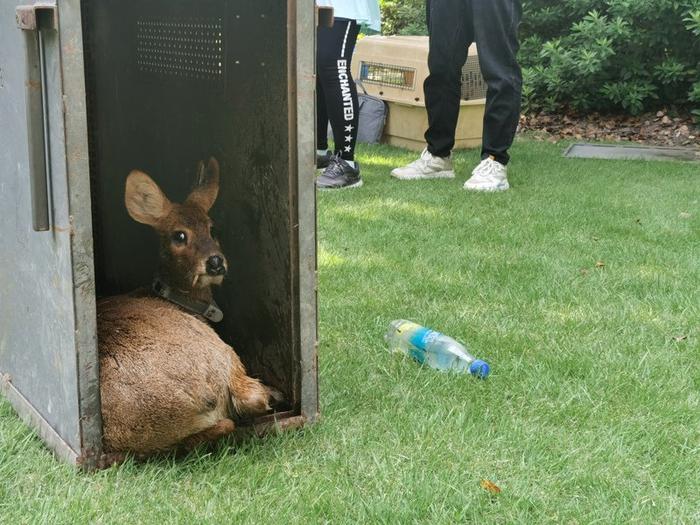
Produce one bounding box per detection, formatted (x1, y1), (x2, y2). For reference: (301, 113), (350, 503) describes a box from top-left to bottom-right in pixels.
(407, 148), (434, 170)
(323, 154), (346, 179)
(475, 157), (502, 178)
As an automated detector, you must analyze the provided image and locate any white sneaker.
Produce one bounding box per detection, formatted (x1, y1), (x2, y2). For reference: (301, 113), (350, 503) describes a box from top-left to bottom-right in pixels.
(391, 148), (455, 180)
(463, 156), (509, 191)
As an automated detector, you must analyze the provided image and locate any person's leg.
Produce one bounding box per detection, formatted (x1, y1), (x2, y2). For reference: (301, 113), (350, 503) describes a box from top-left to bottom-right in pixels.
(472, 0), (522, 165)
(316, 18), (360, 162)
(316, 18), (363, 190)
(391, 0), (470, 180)
(424, 0), (473, 158)
(315, 75), (333, 168)
(315, 24), (332, 169)
(316, 75), (329, 152)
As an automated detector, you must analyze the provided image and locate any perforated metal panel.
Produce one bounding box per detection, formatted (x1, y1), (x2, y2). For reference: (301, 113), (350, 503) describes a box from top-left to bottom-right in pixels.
(136, 17), (224, 79)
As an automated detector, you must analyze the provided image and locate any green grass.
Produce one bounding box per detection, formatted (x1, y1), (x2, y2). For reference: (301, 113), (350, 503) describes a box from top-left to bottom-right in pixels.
(1, 139), (699, 524)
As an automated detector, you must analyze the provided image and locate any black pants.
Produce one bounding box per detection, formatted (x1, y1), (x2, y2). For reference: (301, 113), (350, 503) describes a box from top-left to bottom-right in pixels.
(317, 18), (360, 161)
(424, 0), (522, 164)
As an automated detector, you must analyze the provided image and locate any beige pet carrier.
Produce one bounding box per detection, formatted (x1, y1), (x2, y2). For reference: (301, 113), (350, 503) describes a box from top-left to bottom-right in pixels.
(353, 36), (487, 151)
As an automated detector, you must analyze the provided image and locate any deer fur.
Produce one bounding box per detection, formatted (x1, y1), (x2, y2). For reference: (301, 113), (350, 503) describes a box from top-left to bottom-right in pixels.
(97, 158), (277, 462)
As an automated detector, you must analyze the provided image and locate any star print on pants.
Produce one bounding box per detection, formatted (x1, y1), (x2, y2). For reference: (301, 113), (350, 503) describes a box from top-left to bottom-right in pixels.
(345, 135), (352, 142)
(344, 124), (354, 132)
(344, 145), (352, 152)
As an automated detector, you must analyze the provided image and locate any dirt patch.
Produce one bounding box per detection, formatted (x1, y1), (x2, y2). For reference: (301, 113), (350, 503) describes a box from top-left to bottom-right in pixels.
(519, 109), (700, 148)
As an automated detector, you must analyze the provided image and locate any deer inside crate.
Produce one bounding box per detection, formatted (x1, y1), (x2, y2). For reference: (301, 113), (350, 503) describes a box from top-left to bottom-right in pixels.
(97, 158), (280, 466)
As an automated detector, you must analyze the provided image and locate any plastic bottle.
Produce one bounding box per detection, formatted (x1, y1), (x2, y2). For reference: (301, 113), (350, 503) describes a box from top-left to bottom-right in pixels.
(385, 320), (490, 378)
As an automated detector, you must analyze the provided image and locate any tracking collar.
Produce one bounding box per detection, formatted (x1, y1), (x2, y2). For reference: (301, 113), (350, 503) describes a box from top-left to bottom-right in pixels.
(152, 277), (223, 323)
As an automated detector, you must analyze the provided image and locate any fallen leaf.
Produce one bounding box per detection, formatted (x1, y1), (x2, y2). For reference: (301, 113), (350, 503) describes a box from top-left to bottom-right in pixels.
(673, 335), (688, 342)
(580, 268), (589, 276)
(480, 479), (502, 494)
(679, 212), (691, 219)
(595, 261), (605, 268)
(593, 236), (600, 241)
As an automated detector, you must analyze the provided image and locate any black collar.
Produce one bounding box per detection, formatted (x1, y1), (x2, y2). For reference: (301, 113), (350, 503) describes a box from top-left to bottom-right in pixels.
(152, 278), (223, 323)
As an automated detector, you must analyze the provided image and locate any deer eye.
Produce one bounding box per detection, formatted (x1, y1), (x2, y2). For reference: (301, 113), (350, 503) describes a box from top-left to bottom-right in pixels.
(209, 225), (218, 239)
(171, 231), (187, 245)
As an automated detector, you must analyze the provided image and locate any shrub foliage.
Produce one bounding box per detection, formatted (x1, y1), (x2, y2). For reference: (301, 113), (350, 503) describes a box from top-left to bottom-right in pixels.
(379, 0), (426, 36)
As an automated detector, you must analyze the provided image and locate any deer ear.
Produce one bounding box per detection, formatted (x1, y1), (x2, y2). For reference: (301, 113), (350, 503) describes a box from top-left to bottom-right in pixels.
(186, 157), (220, 212)
(125, 170), (173, 227)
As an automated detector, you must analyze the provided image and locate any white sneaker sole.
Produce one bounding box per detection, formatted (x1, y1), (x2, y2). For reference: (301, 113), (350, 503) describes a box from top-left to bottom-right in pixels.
(391, 170), (455, 180)
(317, 179), (363, 191)
(463, 181), (510, 192)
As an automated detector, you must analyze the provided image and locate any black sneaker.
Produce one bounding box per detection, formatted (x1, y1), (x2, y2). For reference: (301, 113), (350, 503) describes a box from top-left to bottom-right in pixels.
(316, 150), (333, 169)
(316, 155), (363, 190)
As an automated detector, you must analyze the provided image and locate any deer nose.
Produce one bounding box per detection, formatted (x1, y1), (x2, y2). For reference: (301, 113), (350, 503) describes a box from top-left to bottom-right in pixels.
(206, 255), (226, 276)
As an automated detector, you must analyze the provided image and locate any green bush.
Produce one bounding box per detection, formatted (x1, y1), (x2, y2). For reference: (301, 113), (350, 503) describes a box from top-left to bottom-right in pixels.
(380, 0), (700, 117)
(379, 0), (426, 36)
(520, 0), (700, 116)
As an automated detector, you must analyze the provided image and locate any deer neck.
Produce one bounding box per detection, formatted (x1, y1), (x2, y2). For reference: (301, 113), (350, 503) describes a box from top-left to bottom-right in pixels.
(151, 275), (223, 323)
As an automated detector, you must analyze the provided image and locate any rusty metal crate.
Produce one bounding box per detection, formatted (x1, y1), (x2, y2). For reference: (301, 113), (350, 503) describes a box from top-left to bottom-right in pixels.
(0, 0), (318, 469)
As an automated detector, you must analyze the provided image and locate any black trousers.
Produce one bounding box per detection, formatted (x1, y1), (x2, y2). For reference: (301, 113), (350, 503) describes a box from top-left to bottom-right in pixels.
(317, 18), (360, 161)
(424, 0), (522, 164)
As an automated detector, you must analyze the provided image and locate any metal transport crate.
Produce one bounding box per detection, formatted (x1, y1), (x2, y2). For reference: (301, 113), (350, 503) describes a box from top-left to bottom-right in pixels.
(0, 0), (318, 469)
(353, 36), (487, 151)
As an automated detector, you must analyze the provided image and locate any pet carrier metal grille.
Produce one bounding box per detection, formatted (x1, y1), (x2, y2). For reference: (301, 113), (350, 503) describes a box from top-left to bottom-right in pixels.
(359, 62), (416, 90)
(359, 58), (486, 100)
(461, 55), (487, 100)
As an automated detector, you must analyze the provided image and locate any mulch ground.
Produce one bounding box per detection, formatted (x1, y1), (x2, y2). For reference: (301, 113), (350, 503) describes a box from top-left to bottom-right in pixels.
(519, 109), (700, 148)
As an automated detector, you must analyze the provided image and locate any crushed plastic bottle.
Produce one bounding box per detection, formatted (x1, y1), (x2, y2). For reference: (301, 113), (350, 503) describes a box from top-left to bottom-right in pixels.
(385, 320), (490, 378)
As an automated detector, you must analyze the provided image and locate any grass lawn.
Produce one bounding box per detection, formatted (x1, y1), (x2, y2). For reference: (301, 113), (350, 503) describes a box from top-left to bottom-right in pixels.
(1, 138), (698, 523)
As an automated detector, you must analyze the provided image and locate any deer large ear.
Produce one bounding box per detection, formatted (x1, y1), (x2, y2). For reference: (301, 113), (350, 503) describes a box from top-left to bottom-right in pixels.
(186, 157), (220, 212)
(125, 170), (173, 227)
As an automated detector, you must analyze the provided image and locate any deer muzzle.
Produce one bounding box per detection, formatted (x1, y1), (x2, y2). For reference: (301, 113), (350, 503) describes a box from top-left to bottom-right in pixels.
(205, 255), (226, 276)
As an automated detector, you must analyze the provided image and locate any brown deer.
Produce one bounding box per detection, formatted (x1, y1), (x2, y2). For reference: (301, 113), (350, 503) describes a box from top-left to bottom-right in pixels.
(97, 158), (279, 465)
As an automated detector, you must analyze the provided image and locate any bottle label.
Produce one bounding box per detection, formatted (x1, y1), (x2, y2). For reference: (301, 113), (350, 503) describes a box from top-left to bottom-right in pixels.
(409, 327), (438, 350)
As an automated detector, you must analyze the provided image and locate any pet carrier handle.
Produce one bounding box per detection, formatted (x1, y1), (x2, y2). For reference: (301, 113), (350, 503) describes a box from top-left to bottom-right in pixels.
(16, 2), (57, 232)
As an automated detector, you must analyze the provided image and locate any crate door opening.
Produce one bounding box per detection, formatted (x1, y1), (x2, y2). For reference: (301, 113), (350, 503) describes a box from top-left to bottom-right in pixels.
(83, 0), (301, 416)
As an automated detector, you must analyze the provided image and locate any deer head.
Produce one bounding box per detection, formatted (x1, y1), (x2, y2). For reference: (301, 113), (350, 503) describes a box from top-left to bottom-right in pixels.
(125, 158), (226, 301)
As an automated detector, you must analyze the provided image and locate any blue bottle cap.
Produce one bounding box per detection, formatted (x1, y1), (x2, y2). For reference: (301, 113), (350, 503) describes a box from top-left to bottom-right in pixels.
(469, 360), (490, 379)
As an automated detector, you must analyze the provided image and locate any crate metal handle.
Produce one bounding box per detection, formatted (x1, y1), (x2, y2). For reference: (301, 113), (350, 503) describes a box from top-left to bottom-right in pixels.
(316, 6), (334, 27)
(16, 2), (57, 232)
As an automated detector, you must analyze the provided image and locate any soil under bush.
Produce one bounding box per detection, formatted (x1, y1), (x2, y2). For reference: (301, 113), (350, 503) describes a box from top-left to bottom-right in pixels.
(519, 109), (700, 148)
